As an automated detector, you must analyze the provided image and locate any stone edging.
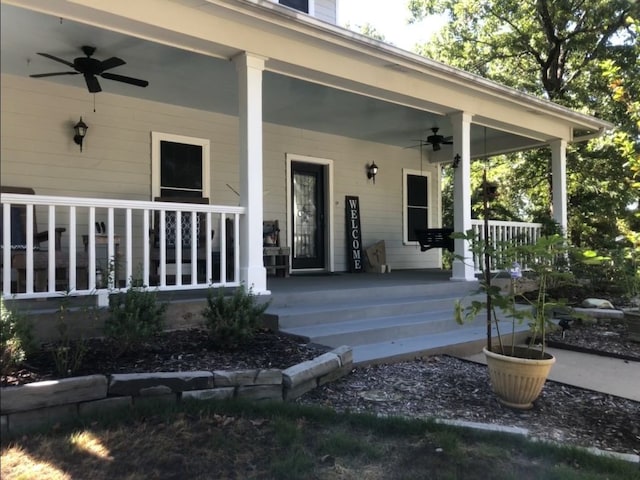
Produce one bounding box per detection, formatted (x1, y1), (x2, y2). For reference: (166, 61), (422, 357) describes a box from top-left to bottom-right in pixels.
(0, 346), (353, 436)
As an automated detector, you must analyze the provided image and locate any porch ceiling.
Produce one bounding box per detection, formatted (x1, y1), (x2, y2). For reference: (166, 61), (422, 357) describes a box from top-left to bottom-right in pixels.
(0, 2), (597, 159)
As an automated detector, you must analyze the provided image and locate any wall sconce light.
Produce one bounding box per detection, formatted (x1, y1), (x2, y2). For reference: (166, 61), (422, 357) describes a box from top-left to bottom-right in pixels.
(452, 154), (461, 169)
(73, 117), (88, 152)
(367, 162), (379, 184)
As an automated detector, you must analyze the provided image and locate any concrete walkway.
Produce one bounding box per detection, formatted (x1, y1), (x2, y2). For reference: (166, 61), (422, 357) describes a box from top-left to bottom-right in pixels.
(464, 347), (640, 402)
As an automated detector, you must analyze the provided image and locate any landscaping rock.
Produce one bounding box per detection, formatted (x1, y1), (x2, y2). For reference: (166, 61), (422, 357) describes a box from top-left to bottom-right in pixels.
(79, 397), (132, 417)
(108, 371), (213, 396)
(282, 352), (340, 388)
(182, 388), (234, 401)
(1, 375), (107, 414)
(213, 369), (282, 387)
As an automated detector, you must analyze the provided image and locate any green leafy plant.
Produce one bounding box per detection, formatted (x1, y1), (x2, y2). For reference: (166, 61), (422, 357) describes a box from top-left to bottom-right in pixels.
(51, 291), (88, 377)
(0, 298), (35, 376)
(202, 286), (270, 348)
(105, 282), (167, 356)
(454, 230), (574, 359)
(578, 228), (640, 307)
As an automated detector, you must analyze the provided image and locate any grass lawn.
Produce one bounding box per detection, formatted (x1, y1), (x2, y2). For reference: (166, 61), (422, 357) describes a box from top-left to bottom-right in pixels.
(1, 400), (637, 480)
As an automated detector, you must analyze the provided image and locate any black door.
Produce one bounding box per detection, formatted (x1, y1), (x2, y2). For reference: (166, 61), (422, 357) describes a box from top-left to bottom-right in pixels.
(291, 162), (325, 270)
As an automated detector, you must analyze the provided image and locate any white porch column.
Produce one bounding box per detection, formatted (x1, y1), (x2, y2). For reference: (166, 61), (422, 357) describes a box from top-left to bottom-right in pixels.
(234, 52), (268, 293)
(450, 112), (476, 281)
(550, 139), (568, 235)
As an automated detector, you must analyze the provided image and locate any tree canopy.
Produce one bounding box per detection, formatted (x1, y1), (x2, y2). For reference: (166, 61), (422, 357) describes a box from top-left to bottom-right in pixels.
(408, 0), (639, 249)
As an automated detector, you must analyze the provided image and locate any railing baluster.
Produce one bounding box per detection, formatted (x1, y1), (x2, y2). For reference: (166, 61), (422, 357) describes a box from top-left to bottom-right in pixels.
(47, 205), (56, 293)
(69, 206), (77, 291)
(88, 207), (96, 291)
(107, 208), (115, 288)
(205, 211), (212, 285)
(25, 205), (34, 294)
(142, 209), (150, 287)
(126, 208), (133, 287)
(190, 210), (197, 285)
(2, 203), (11, 296)
(159, 208), (166, 287)
(175, 211), (182, 286)
(220, 214), (227, 285)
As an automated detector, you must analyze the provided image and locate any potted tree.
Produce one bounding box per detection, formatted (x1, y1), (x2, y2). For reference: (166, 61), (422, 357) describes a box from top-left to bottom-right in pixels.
(454, 171), (572, 409)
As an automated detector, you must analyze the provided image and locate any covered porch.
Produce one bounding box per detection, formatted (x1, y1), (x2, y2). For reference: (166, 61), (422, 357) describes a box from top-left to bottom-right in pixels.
(1, 1), (610, 306)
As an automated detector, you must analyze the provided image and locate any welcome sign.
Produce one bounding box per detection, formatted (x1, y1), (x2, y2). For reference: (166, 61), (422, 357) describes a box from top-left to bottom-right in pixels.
(345, 196), (363, 272)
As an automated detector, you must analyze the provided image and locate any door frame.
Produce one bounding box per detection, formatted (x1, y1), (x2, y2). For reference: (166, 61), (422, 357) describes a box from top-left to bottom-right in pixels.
(286, 153), (334, 272)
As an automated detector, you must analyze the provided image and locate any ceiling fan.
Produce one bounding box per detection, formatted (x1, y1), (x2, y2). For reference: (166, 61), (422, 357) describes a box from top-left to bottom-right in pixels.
(423, 127), (453, 151)
(29, 45), (149, 93)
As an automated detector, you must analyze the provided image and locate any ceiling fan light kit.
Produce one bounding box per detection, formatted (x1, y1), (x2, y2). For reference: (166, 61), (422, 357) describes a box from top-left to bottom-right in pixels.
(30, 45), (149, 93)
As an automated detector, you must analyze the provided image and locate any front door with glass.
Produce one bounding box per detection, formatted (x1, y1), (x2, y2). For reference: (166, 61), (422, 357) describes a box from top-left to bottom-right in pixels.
(291, 161), (325, 270)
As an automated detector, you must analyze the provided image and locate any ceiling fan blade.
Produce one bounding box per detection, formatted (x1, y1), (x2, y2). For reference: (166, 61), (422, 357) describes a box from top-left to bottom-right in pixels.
(101, 72), (149, 88)
(99, 57), (126, 72)
(37, 52), (75, 69)
(30, 72), (79, 78)
(84, 74), (102, 93)
(404, 140), (430, 149)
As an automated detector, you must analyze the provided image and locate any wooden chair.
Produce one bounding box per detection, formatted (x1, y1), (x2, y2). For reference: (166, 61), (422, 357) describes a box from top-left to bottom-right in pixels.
(150, 197), (213, 284)
(1, 185), (87, 291)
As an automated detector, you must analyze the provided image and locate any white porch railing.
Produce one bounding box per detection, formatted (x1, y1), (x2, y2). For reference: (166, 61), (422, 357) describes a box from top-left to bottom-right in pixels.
(1, 193), (244, 302)
(470, 219), (543, 273)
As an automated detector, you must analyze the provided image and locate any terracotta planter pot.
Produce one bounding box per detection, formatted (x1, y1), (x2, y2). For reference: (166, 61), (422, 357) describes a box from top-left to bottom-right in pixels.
(624, 309), (640, 343)
(483, 346), (556, 410)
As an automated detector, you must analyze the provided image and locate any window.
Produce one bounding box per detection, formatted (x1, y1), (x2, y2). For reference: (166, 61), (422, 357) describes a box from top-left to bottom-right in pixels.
(279, 0), (309, 13)
(403, 169), (430, 244)
(151, 132), (210, 199)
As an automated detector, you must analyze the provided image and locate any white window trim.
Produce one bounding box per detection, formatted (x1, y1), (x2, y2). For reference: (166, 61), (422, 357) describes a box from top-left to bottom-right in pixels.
(402, 168), (431, 246)
(151, 132), (211, 200)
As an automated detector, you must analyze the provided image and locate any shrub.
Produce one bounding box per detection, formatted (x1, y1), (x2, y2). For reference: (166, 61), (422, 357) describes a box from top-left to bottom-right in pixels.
(105, 285), (167, 356)
(50, 292), (88, 377)
(202, 286), (270, 348)
(0, 298), (34, 376)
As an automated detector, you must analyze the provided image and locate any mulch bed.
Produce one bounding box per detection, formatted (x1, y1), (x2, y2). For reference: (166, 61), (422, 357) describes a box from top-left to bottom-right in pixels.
(2, 322), (639, 456)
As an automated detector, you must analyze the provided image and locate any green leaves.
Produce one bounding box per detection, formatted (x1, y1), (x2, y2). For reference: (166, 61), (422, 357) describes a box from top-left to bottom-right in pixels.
(105, 286), (167, 356)
(202, 286), (270, 349)
(410, 0), (638, 252)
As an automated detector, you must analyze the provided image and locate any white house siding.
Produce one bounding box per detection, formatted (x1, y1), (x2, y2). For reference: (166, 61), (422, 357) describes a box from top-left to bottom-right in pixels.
(1, 73), (442, 272)
(313, 0), (337, 24)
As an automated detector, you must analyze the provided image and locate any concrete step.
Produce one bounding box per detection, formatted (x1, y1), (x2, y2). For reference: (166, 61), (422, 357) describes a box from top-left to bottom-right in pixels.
(352, 323), (531, 365)
(267, 281), (479, 308)
(268, 279), (530, 366)
(283, 309), (474, 346)
(271, 293), (469, 329)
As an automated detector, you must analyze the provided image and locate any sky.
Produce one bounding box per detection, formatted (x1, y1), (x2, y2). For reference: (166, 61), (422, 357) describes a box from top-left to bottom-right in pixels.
(336, 0), (447, 51)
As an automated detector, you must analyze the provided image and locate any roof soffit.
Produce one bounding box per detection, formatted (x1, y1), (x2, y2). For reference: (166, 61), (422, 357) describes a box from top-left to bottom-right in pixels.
(3, 0), (611, 141)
